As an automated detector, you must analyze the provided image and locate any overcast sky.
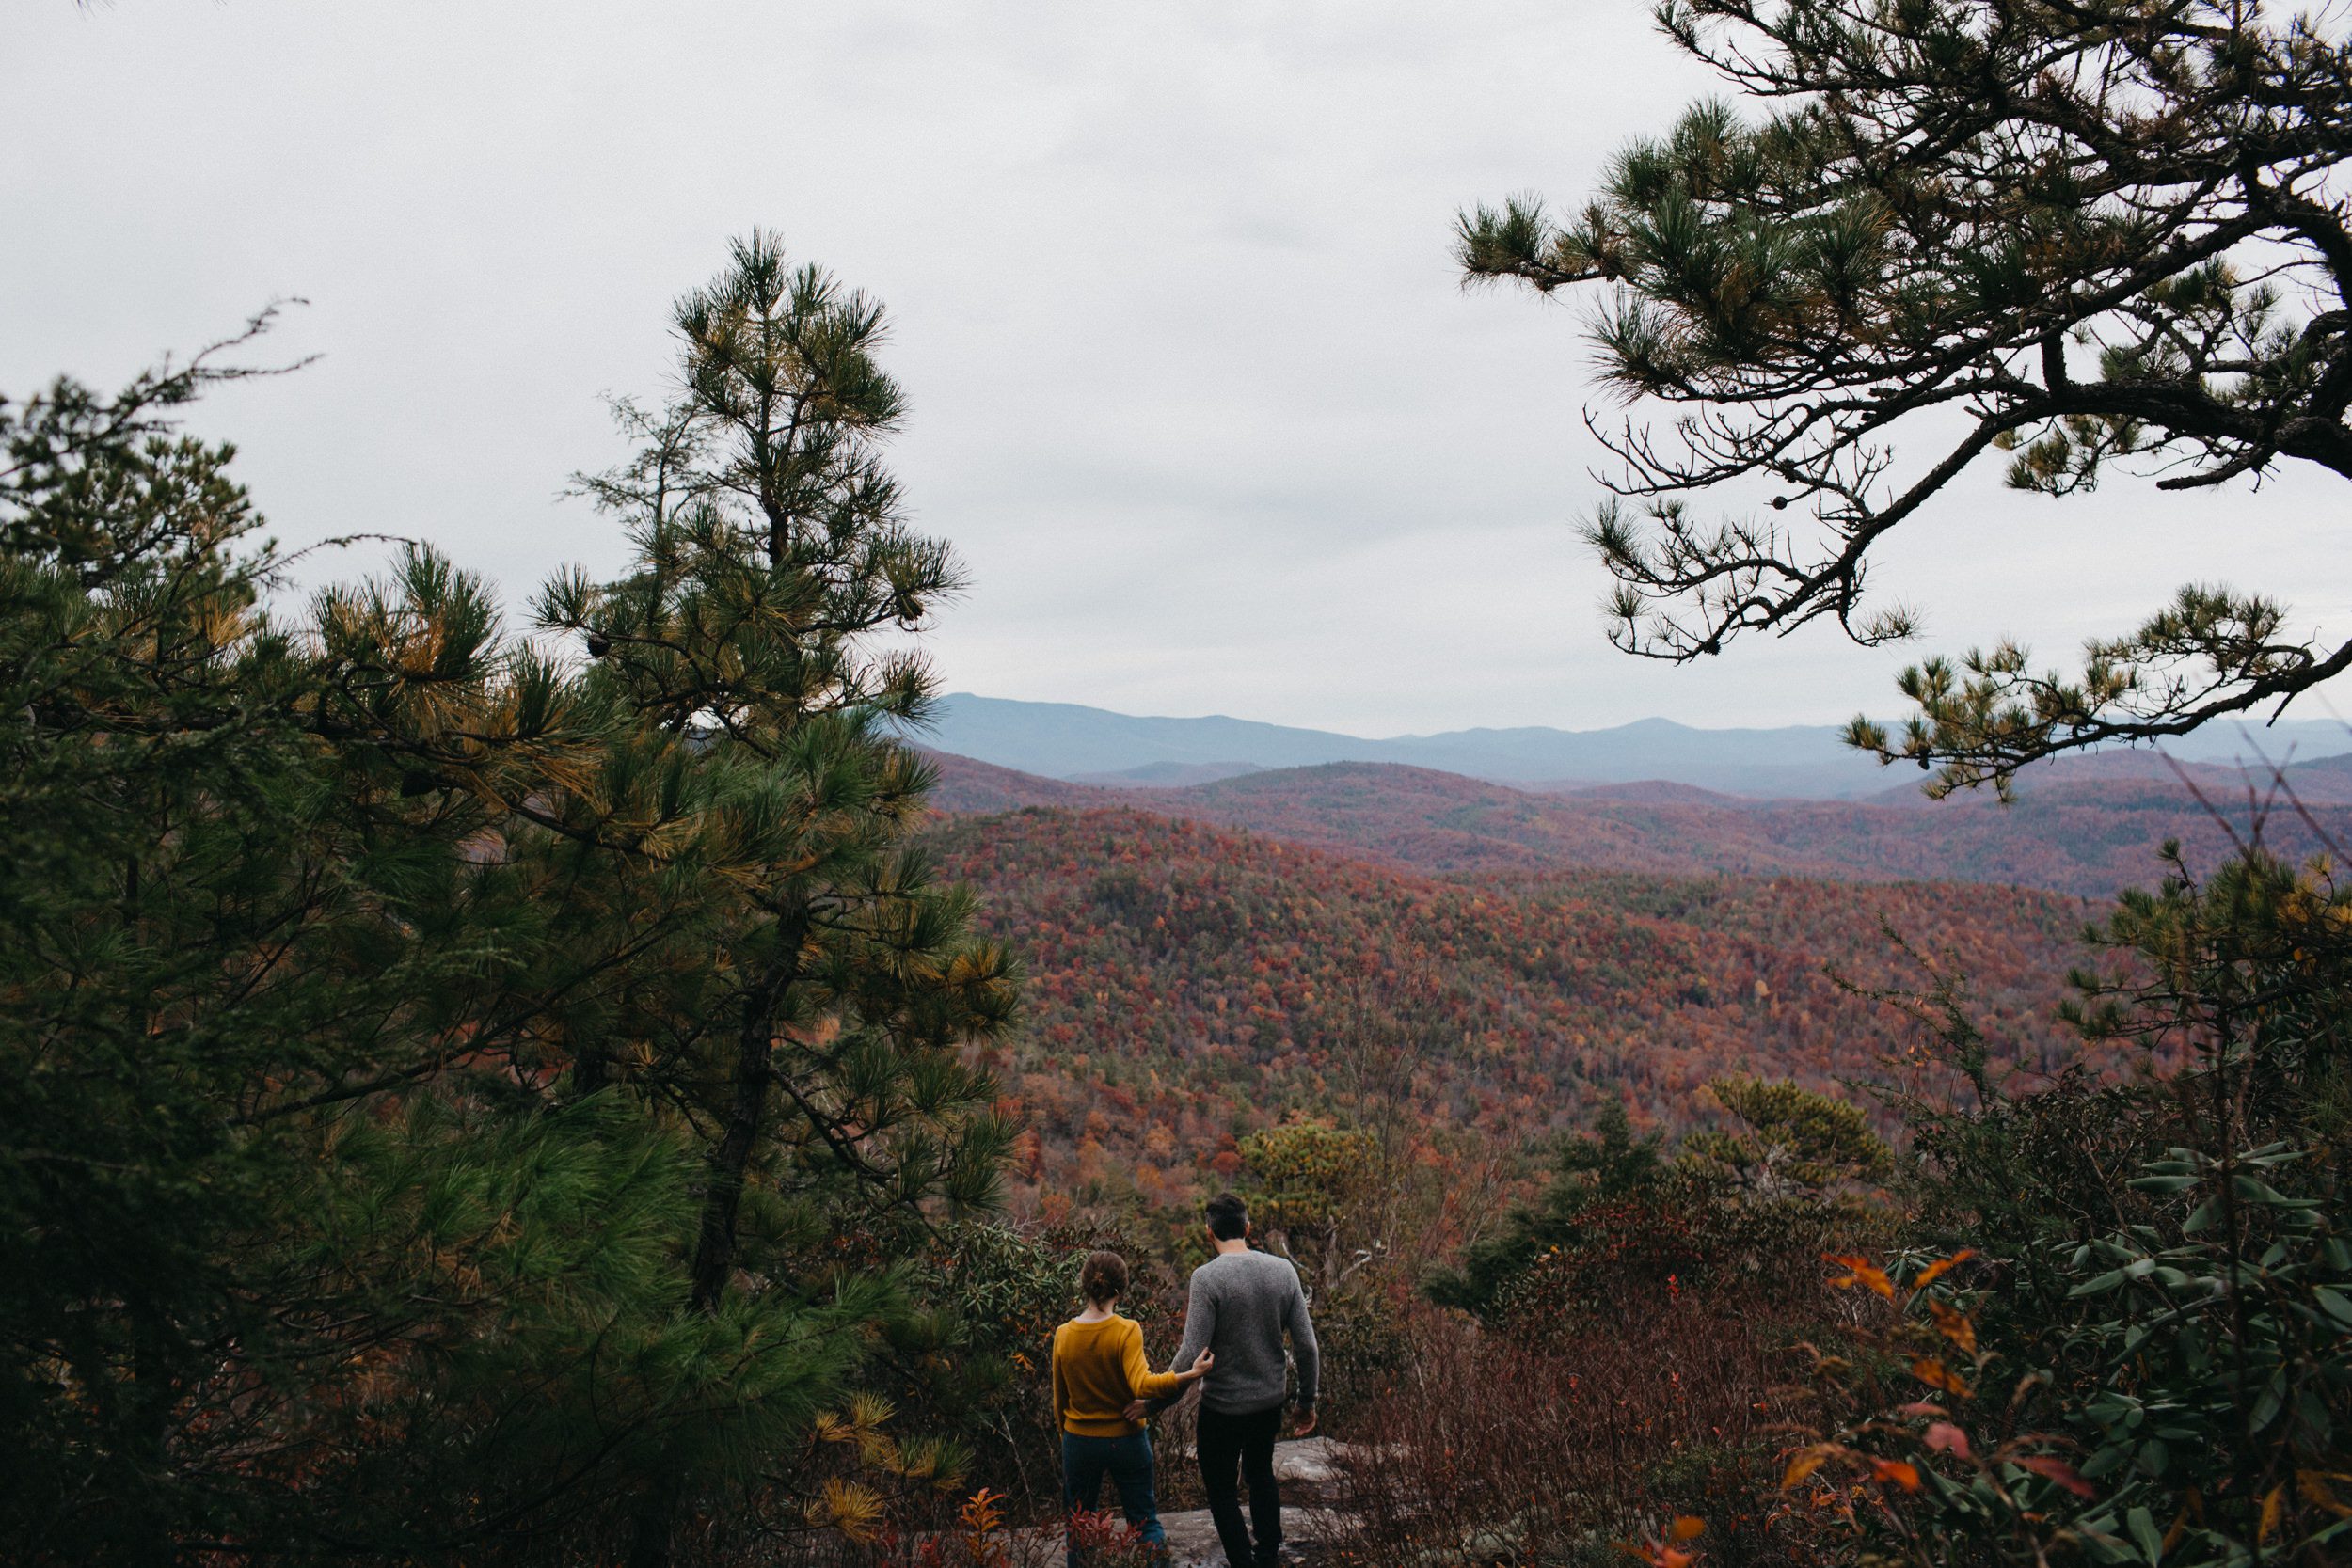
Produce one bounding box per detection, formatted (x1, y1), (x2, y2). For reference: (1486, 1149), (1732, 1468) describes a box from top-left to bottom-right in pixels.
(8, 0), (2348, 736)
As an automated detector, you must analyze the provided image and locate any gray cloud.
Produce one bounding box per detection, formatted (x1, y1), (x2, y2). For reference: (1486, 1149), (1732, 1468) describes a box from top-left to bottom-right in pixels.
(6, 0), (2345, 736)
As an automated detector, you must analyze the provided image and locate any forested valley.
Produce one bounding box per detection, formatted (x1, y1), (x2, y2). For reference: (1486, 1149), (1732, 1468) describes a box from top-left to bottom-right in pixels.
(919, 803), (2090, 1209)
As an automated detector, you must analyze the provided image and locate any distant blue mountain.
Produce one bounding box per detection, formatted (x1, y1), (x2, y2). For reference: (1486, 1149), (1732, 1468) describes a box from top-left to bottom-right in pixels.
(913, 694), (2352, 800)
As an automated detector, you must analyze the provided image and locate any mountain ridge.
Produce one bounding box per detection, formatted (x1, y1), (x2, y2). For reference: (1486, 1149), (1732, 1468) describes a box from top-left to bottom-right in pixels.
(921, 749), (2352, 899)
(919, 692), (2352, 800)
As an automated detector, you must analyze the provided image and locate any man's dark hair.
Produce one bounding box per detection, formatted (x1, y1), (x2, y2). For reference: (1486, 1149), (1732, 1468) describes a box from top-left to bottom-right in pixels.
(1205, 1192), (1248, 1242)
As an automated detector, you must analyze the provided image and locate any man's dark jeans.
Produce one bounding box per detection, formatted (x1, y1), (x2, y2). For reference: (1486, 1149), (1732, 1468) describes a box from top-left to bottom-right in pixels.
(1195, 1402), (1284, 1568)
(1060, 1430), (1165, 1568)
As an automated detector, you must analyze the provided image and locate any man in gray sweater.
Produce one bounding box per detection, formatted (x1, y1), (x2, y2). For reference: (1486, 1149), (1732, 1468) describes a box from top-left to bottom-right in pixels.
(1132, 1192), (1319, 1568)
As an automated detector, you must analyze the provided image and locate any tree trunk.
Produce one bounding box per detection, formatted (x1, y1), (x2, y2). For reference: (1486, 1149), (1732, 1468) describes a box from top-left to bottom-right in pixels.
(628, 913), (806, 1568)
(688, 942), (798, 1312)
(625, 1475), (680, 1568)
(570, 1041), (610, 1098)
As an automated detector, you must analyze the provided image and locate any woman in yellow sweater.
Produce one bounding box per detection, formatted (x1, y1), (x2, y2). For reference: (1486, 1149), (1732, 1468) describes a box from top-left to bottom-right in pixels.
(1051, 1251), (1214, 1562)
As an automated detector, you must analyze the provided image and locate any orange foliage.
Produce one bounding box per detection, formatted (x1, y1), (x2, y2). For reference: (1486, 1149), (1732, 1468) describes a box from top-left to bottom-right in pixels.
(923, 808), (2087, 1208)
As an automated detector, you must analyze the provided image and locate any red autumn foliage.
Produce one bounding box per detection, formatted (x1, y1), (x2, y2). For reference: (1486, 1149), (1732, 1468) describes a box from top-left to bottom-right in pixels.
(926, 752), (2352, 899)
(921, 808), (2090, 1212)
(1327, 1302), (1820, 1568)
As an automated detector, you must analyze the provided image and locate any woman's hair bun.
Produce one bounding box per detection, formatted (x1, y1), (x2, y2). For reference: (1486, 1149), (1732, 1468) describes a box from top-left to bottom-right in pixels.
(1080, 1249), (1128, 1306)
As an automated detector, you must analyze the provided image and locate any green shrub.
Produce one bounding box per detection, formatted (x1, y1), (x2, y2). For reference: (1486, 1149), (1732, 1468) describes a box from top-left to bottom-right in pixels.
(1798, 848), (2352, 1567)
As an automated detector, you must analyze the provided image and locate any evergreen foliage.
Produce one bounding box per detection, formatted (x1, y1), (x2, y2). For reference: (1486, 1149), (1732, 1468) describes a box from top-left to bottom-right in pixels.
(1461, 0), (2352, 792)
(1423, 1081), (1889, 1326)
(0, 237), (1020, 1566)
(1681, 1075), (1892, 1198)
(1425, 1102), (1668, 1317)
(537, 232), (1022, 1563)
(1237, 1119), (1382, 1284)
(1794, 846), (2352, 1565)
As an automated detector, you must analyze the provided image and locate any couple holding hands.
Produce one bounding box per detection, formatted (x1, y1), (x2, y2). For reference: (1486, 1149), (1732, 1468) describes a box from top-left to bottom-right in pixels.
(1048, 1194), (1321, 1568)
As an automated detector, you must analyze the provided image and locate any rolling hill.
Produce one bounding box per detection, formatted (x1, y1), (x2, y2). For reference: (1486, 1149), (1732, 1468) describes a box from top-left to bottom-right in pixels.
(925, 751), (2352, 898)
(923, 807), (2091, 1205)
(916, 742), (2352, 1214)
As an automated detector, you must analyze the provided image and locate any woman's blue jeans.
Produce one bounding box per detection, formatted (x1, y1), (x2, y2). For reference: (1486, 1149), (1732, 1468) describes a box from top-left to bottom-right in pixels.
(1060, 1429), (1166, 1566)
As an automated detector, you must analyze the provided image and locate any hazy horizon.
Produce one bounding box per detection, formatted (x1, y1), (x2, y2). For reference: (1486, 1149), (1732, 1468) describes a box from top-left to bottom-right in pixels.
(926, 689), (2352, 768)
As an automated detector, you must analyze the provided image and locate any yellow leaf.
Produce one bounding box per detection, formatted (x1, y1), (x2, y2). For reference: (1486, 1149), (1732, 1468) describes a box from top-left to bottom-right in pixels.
(1669, 1516), (1706, 1542)
(1927, 1298), (1979, 1356)
(2300, 1470), (2352, 1519)
(819, 1479), (884, 1545)
(1911, 1357), (1973, 1398)
(1825, 1254), (1895, 1299)
(1911, 1250), (1977, 1290)
(2259, 1483), (2285, 1544)
(1781, 1445), (1836, 1490)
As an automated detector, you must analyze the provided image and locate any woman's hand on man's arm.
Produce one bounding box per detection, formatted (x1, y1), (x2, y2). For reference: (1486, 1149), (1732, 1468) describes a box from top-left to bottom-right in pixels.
(1123, 1349), (1213, 1422)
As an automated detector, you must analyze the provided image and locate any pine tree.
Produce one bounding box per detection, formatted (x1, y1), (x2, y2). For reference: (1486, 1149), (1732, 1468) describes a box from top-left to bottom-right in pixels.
(539, 230), (1020, 1567)
(0, 316), (693, 1560)
(1679, 1076), (1892, 1198)
(1460, 0), (2352, 792)
(1, 235), (1023, 1566)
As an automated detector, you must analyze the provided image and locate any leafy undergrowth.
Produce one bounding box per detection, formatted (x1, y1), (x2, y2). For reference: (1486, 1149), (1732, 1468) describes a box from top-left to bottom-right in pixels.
(1328, 1303), (1823, 1568)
